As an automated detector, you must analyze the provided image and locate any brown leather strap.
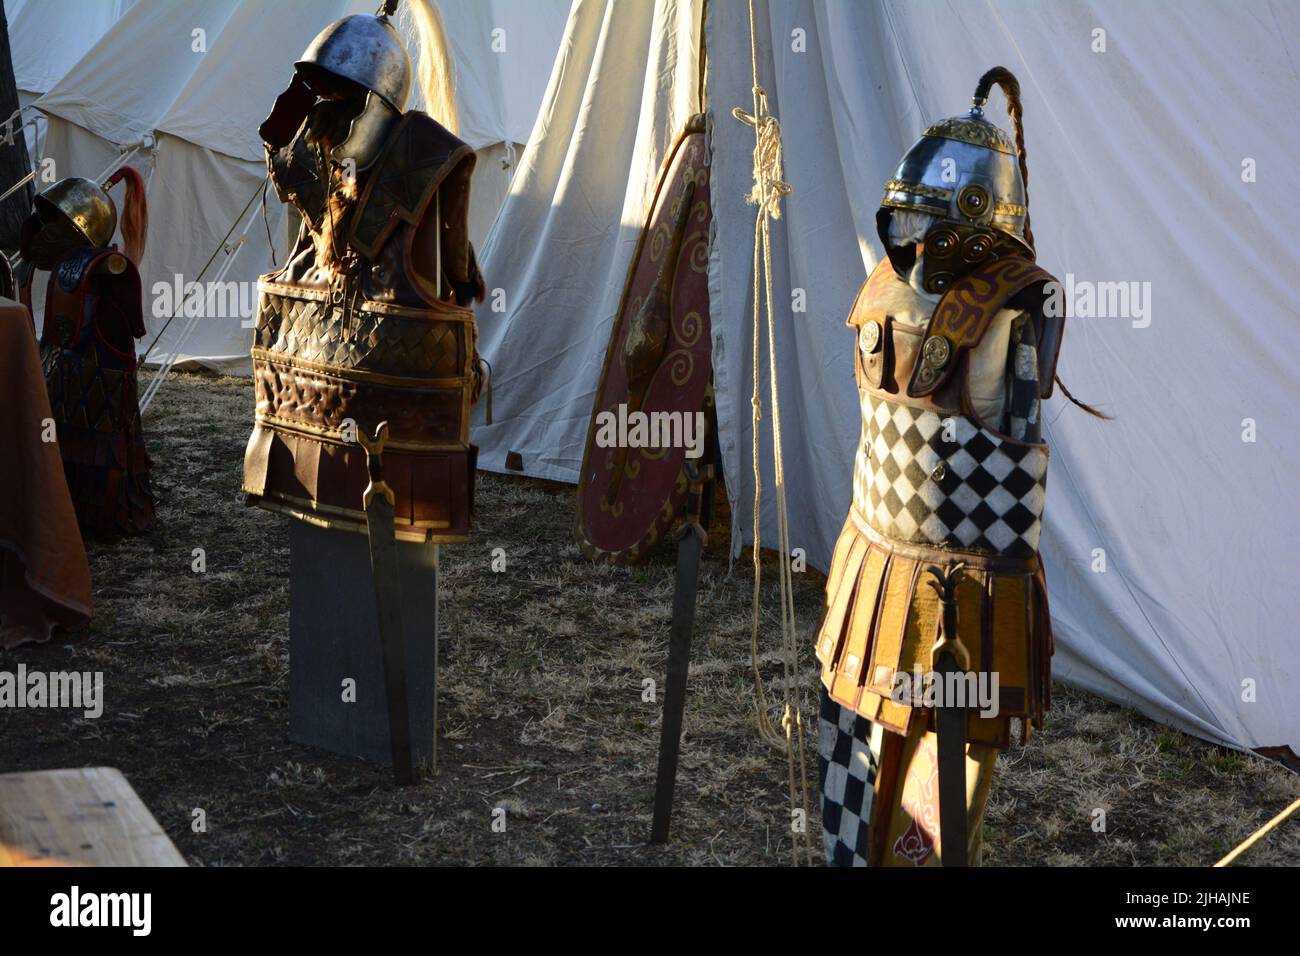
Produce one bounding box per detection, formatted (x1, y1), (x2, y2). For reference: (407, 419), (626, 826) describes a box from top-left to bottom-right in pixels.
(849, 507), (1040, 575)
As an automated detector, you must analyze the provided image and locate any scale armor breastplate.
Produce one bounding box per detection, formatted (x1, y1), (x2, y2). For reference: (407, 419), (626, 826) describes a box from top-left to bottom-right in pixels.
(242, 111), (486, 543)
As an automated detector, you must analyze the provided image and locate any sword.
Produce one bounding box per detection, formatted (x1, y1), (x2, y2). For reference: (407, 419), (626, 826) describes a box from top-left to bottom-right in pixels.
(357, 421), (415, 786)
(650, 457), (714, 843)
(925, 563), (969, 866)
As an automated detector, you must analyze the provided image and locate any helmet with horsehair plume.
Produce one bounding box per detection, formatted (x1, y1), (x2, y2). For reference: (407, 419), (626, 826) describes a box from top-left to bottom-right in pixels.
(29, 177), (116, 249)
(18, 166), (148, 270)
(876, 67), (1036, 295)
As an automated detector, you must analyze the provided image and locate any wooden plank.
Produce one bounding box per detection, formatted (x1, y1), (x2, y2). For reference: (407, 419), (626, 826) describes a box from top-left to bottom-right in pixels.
(0, 767), (186, 867)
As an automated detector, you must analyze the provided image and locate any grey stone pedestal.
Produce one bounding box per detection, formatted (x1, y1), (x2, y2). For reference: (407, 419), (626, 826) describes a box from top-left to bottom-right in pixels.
(287, 520), (439, 770)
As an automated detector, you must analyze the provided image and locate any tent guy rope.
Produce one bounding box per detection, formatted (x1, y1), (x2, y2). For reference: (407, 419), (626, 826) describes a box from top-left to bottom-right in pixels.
(1214, 794), (1300, 867)
(733, 0), (814, 867)
(140, 177), (266, 371)
(139, 194), (261, 415)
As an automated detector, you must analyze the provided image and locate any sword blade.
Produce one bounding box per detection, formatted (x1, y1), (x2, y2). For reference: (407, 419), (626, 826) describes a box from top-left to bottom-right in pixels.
(650, 525), (704, 844)
(935, 657), (968, 867)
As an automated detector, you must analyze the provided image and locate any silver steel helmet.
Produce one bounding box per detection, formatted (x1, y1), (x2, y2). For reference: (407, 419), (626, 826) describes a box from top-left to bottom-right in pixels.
(877, 81), (1033, 289)
(296, 13), (412, 112)
(34, 176), (117, 248)
(293, 14), (412, 173)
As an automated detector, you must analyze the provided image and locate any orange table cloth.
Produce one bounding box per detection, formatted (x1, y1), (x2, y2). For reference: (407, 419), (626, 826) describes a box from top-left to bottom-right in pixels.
(0, 296), (92, 647)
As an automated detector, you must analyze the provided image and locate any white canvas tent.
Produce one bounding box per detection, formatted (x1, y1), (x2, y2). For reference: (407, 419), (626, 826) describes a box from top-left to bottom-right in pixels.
(473, 0), (1299, 763)
(6, 0), (136, 160)
(9, 0), (136, 108)
(25, 0), (568, 369)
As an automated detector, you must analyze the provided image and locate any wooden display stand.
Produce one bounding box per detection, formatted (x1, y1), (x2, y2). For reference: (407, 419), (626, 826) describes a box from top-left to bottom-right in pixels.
(287, 520), (439, 772)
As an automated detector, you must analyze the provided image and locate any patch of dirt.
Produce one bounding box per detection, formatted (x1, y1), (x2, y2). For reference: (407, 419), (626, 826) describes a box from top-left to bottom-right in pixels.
(1, 371), (1295, 866)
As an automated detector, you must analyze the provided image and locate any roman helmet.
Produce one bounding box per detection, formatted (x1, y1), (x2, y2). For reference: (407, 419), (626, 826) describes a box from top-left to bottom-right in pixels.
(260, 11), (412, 175)
(19, 177), (117, 270)
(876, 67), (1034, 294)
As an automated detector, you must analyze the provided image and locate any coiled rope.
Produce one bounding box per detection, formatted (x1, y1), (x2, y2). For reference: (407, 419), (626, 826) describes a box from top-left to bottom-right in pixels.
(731, 0), (814, 867)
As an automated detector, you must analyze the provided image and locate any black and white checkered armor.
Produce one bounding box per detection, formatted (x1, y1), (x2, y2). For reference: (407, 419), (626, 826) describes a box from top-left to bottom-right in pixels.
(852, 316), (1046, 560)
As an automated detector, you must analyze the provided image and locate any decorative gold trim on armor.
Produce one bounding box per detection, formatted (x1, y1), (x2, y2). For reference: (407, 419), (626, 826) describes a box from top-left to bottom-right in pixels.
(921, 334), (951, 369)
(993, 200), (1027, 216)
(922, 117), (1016, 154)
(956, 184), (991, 218)
(251, 347), (473, 391)
(256, 280), (478, 322)
(251, 411), (469, 454)
(859, 321), (882, 354)
(883, 178), (953, 202)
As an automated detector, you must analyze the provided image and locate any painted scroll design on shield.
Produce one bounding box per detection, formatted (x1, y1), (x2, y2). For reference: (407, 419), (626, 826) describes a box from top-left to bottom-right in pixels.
(600, 167), (709, 512)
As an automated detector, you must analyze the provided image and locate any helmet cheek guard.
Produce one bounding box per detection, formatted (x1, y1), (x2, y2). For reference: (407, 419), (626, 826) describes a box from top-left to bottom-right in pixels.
(328, 91), (401, 174)
(259, 73), (317, 150)
(260, 14), (412, 179)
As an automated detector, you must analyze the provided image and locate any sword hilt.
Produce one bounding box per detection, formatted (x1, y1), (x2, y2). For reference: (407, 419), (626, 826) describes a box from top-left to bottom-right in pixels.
(925, 562), (971, 868)
(358, 421), (396, 509)
(675, 459), (715, 547)
(925, 563), (970, 672)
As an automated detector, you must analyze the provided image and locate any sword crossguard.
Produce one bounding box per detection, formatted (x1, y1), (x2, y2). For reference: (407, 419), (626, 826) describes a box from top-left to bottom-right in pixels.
(358, 421), (396, 509)
(925, 563), (970, 673)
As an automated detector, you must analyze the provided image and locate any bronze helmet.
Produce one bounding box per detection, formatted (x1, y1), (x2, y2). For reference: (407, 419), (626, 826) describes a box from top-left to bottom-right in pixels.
(34, 176), (118, 248)
(19, 176), (118, 270)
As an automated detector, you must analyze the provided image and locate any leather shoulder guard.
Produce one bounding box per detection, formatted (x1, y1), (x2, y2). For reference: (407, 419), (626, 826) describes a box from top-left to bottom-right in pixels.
(845, 258), (897, 330)
(349, 112), (476, 265)
(907, 256), (1061, 399)
(47, 247), (145, 343)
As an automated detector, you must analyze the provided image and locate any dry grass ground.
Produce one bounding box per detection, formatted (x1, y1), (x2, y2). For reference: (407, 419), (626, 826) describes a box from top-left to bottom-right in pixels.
(2, 370), (1296, 866)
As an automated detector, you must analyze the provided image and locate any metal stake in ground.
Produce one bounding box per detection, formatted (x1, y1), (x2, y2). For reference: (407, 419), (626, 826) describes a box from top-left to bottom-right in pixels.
(358, 421), (416, 785)
(650, 457), (716, 843)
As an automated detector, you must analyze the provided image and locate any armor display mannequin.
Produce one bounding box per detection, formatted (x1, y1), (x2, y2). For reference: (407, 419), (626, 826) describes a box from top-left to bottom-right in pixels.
(242, 7), (487, 542)
(17, 170), (155, 537)
(815, 68), (1068, 866)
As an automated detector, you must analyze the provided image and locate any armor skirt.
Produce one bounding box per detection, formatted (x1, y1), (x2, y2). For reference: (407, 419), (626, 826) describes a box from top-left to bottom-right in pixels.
(43, 340), (155, 537)
(814, 509), (1052, 751)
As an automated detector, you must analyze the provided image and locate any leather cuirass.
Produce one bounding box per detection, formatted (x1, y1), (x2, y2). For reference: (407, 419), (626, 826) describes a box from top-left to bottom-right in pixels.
(849, 259), (1053, 561)
(816, 256), (1062, 750)
(33, 246), (155, 537)
(242, 111), (486, 543)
